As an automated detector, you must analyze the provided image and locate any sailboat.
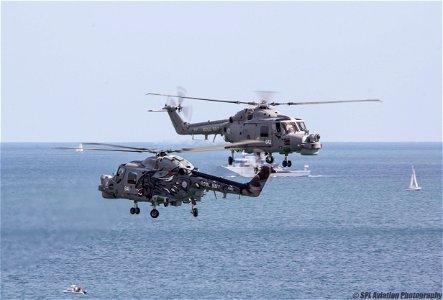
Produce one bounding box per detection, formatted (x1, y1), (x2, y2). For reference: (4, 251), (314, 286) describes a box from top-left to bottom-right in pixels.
(406, 166), (421, 191)
(75, 143), (84, 152)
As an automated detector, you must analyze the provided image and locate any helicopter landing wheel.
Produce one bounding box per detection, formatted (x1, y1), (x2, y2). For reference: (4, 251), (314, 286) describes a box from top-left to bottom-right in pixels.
(130, 207), (135, 215)
(265, 155), (274, 164)
(135, 207), (140, 214)
(287, 160), (292, 168)
(228, 156), (234, 165)
(191, 207), (199, 218)
(282, 160), (287, 168)
(150, 208), (159, 219)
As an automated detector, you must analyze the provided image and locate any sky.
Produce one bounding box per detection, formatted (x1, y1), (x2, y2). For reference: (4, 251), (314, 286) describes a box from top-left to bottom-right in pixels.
(1, 1), (442, 143)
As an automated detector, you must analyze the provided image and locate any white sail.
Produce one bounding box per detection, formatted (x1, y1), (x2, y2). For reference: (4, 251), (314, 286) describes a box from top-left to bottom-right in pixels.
(75, 143), (84, 152)
(409, 173), (414, 187)
(407, 166), (421, 191)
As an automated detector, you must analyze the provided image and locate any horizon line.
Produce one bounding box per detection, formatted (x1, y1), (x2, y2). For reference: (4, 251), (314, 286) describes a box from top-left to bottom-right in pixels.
(1, 141), (442, 144)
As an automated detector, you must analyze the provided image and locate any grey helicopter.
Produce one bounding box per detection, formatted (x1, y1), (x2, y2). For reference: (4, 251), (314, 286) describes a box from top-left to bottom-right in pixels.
(147, 90), (381, 167)
(59, 141), (270, 218)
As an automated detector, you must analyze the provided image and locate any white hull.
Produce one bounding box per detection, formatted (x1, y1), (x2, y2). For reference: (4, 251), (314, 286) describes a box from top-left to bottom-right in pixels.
(270, 169), (311, 178)
(223, 166), (311, 178)
(75, 143), (84, 152)
(63, 290), (87, 294)
(406, 186), (422, 191)
(63, 285), (87, 294)
(223, 152), (311, 178)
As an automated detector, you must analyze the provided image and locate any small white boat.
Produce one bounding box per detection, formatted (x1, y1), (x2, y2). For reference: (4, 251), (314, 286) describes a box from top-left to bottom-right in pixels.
(406, 166), (421, 191)
(270, 164), (311, 178)
(222, 152), (311, 178)
(75, 143), (84, 152)
(223, 153), (263, 177)
(63, 284), (87, 294)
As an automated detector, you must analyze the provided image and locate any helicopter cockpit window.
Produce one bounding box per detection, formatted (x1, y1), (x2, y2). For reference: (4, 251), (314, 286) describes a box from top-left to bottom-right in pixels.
(282, 122), (297, 134)
(127, 172), (137, 185)
(116, 166), (125, 177)
(297, 122), (307, 131)
(246, 109), (253, 120)
(276, 122), (281, 133)
(260, 126), (269, 138)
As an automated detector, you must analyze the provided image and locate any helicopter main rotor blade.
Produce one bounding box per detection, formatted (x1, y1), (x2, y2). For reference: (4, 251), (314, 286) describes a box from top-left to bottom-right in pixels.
(56, 140), (265, 155)
(55, 147), (157, 153)
(147, 93), (258, 106)
(82, 142), (156, 152)
(269, 99), (382, 106)
(170, 140), (265, 153)
(148, 92), (382, 107)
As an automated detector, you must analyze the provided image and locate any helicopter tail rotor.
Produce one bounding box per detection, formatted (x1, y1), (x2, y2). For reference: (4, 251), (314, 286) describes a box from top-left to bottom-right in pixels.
(181, 105), (193, 122)
(174, 86), (193, 122)
(166, 96), (177, 107)
(153, 87), (193, 122)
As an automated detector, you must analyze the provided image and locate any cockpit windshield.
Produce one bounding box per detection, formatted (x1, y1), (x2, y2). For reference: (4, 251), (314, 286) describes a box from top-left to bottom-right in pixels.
(116, 166), (125, 176)
(297, 121), (307, 131)
(281, 121), (308, 134)
(282, 122), (297, 134)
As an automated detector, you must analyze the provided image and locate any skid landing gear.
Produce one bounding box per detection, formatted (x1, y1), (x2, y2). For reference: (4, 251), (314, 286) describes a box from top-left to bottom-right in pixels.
(130, 202), (140, 215)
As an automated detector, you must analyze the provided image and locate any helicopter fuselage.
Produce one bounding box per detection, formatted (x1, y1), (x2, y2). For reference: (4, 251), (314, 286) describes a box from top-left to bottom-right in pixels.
(98, 154), (270, 216)
(166, 105), (322, 157)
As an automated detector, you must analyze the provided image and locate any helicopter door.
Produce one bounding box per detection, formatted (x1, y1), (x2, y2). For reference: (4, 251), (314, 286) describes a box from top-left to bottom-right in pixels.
(275, 122), (282, 136)
(260, 125), (269, 138)
(260, 125), (272, 146)
(127, 172), (137, 185)
(242, 123), (256, 140)
(123, 171), (138, 195)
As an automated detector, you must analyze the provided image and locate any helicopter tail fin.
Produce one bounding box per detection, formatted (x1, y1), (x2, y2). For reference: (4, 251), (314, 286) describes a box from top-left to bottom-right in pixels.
(148, 105), (190, 134)
(191, 166), (270, 198)
(165, 106), (190, 135)
(241, 166), (271, 197)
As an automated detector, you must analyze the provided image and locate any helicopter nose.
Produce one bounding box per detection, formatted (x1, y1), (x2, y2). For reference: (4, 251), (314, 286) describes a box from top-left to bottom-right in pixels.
(98, 175), (116, 199)
(299, 133), (322, 155)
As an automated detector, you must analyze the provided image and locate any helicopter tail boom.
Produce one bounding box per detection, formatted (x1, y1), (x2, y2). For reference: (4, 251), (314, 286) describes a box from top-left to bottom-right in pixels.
(166, 106), (227, 136)
(191, 166), (270, 197)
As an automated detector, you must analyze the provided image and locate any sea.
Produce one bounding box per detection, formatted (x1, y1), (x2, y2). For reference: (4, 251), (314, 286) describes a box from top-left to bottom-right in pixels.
(1, 142), (442, 299)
